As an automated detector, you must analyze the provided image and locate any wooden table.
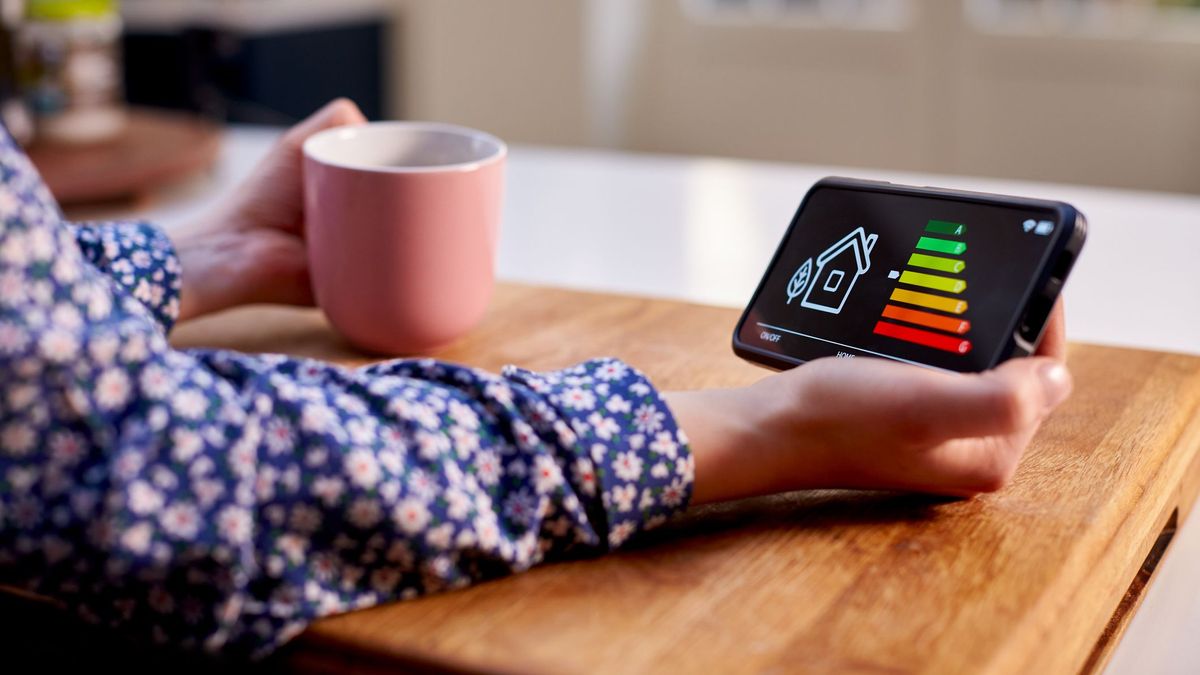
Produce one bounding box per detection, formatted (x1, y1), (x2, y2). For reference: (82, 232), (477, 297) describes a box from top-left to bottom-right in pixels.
(163, 283), (1200, 674)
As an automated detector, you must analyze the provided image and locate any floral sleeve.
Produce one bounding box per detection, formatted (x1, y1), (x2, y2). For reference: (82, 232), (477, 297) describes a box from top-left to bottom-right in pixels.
(0, 127), (694, 659)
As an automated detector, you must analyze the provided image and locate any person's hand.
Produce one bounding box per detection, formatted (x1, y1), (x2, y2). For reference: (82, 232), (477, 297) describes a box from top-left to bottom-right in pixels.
(168, 99), (368, 322)
(670, 302), (1071, 503)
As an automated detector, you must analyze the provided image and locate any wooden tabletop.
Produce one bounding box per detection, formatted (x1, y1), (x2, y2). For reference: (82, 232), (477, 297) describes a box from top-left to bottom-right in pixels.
(163, 283), (1200, 674)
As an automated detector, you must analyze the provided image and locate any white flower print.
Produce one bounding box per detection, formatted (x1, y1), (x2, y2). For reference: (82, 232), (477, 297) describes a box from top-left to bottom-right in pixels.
(171, 428), (204, 463)
(533, 455), (564, 494)
(649, 431), (678, 459)
(589, 412), (619, 441)
(171, 388), (208, 419)
(346, 498), (383, 529)
(503, 489), (538, 528)
(407, 469), (436, 501)
(393, 498), (431, 535)
(595, 360), (628, 382)
(415, 429), (450, 461)
(446, 488), (472, 521)
(1, 421), (36, 456)
(662, 479), (687, 508)
(38, 328), (78, 362)
(289, 504), (323, 534)
(121, 522), (154, 554)
(127, 481), (163, 515)
(139, 364), (172, 400)
(47, 431), (85, 465)
(0, 320), (28, 354)
(371, 568), (402, 595)
(613, 451), (644, 482)
(277, 534), (308, 564)
(484, 380), (514, 406)
(426, 523), (454, 550)
(343, 448), (381, 489)
(611, 484), (637, 512)
(311, 476), (344, 506)
(475, 451), (501, 486)
(677, 453), (695, 483)
(449, 400), (480, 429)
(650, 462), (669, 479)
(160, 503), (201, 539)
(300, 402), (336, 433)
(572, 457), (597, 496)
(474, 513), (501, 550)
(450, 425), (480, 459)
(95, 368), (132, 411)
(561, 387), (596, 411)
(511, 419), (538, 449)
(632, 404), (664, 434)
(264, 418), (295, 455)
(217, 506), (253, 544)
(608, 521), (637, 547)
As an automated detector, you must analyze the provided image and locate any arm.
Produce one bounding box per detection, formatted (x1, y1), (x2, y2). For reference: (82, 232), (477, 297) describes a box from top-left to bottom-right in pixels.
(0, 111), (691, 657)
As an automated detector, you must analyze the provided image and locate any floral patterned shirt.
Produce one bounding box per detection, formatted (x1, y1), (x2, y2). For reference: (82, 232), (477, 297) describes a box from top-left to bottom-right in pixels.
(0, 126), (694, 658)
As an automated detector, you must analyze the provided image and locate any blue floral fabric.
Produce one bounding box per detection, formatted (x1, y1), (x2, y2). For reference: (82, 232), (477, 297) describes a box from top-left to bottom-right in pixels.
(0, 126), (694, 658)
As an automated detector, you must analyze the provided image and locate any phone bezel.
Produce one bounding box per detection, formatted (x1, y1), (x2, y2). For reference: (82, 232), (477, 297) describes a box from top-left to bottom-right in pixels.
(732, 177), (1087, 372)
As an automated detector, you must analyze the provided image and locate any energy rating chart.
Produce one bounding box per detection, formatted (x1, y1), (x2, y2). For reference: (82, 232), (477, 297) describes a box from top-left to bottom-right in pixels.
(874, 219), (972, 355)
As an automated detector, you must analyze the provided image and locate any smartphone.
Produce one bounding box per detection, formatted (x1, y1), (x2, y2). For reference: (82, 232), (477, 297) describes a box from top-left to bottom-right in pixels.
(733, 177), (1086, 373)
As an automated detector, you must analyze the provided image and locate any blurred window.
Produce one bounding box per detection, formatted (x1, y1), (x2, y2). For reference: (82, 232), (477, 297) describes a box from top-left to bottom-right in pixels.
(965, 0), (1200, 38)
(681, 0), (913, 29)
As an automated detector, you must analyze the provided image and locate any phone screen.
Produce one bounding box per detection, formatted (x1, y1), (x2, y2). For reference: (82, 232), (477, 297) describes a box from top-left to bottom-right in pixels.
(736, 183), (1068, 372)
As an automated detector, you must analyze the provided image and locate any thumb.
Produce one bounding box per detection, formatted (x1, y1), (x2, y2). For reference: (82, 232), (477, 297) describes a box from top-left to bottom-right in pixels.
(282, 98), (368, 151)
(921, 357), (1074, 442)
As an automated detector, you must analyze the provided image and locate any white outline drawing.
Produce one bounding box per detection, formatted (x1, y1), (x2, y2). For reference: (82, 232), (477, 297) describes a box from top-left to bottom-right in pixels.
(799, 226), (878, 315)
(786, 258), (813, 304)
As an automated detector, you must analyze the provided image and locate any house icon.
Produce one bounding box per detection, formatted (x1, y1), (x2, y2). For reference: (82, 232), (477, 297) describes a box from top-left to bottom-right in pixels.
(800, 226), (879, 314)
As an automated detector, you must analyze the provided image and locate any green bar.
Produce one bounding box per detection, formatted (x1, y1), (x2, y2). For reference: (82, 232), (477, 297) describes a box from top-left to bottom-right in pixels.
(926, 220), (966, 236)
(908, 252), (965, 274)
(916, 236), (966, 255)
(899, 270), (966, 294)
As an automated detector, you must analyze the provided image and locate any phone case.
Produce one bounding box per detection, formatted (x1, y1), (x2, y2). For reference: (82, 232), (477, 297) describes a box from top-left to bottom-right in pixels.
(732, 177), (1087, 372)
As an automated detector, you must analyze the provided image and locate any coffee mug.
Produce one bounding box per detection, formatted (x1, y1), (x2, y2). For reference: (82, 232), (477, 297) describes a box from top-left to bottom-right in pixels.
(303, 122), (506, 354)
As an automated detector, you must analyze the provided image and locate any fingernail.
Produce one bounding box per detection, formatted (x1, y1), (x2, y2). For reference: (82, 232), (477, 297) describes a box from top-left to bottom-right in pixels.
(1038, 362), (1073, 408)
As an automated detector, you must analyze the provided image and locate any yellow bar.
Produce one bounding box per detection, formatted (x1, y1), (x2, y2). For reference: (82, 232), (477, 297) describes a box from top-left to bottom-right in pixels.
(899, 270), (966, 294)
(890, 288), (968, 314)
(907, 253), (965, 274)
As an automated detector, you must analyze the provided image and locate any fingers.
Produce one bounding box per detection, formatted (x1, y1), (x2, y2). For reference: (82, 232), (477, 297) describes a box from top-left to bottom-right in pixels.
(282, 98), (368, 150)
(1035, 298), (1067, 360)
(907, 357), (1073, 444)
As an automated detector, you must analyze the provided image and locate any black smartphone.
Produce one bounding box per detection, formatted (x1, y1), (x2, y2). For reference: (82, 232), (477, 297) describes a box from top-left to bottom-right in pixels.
(733, 177), (1086, 373)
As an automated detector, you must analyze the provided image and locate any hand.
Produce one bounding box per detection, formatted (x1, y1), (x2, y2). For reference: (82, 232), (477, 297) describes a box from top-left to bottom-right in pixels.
(168, 99), (368, 321)
(670, 301), (1071, 503)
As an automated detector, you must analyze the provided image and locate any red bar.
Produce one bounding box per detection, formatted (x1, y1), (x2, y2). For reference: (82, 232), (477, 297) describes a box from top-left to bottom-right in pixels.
(881, 304), (971, 335)
(874, 321), (972, 355)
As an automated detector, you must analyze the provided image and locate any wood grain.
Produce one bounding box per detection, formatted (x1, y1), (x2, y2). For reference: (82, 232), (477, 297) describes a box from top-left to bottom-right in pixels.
(169, 283), (1200, 674)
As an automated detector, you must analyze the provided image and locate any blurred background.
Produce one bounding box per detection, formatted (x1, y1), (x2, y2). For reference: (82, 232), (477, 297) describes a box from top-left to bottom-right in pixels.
(4, 0), (1200, 207)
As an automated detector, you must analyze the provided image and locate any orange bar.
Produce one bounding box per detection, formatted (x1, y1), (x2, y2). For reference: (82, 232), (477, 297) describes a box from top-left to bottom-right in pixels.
(881, 304), (970, 335)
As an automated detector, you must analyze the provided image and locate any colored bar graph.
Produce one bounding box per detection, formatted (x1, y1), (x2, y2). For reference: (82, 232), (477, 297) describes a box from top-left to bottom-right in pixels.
(882, 304), (970, 334)
(907, 253), (964, 274)
(899, 270), (966, 294)
(890, 288), (967, 314)
(916, 236), (966, 255)
(926, 220), (966, 236)
(874, 321), (973, 354)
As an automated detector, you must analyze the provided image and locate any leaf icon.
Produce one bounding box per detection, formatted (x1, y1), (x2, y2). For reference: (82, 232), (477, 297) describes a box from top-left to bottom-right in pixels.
(787, 258), (812, 305)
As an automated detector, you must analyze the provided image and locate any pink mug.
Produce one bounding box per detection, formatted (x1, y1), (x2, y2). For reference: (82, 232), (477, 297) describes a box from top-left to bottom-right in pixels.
(302, 122), (506, 354)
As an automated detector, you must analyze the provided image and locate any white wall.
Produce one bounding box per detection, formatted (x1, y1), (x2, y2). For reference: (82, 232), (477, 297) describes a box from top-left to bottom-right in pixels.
(388, 0), (1200, 193)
